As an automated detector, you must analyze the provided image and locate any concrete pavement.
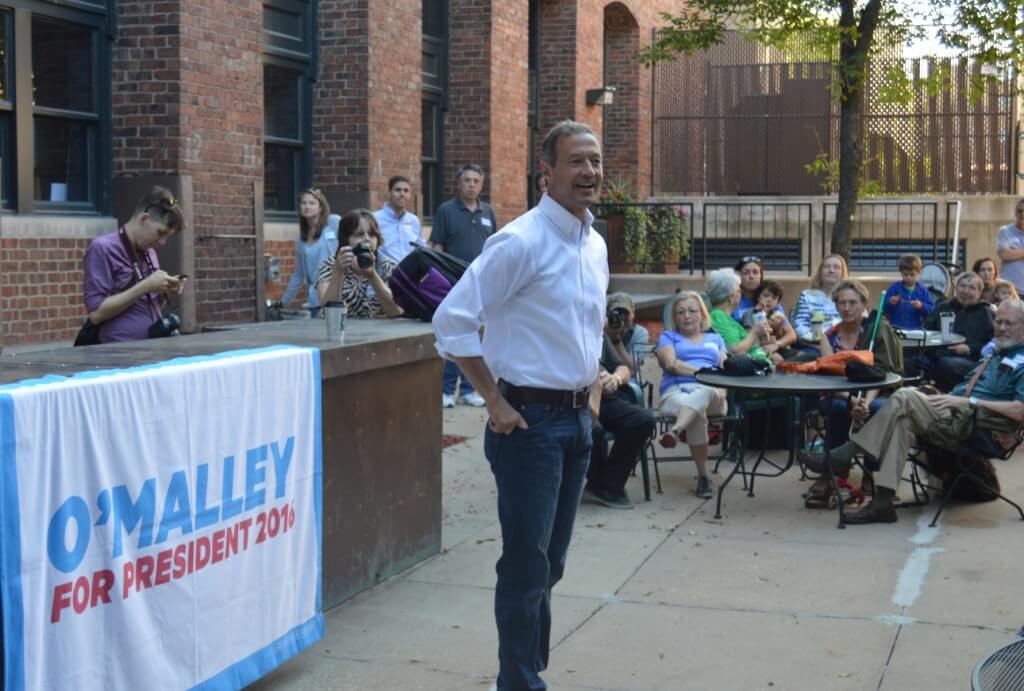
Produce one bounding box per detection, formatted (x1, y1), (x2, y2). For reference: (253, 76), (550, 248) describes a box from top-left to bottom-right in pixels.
(253, 402), (1024, 691)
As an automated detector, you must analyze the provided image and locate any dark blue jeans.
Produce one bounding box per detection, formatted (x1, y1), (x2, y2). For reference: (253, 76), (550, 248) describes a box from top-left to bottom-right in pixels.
(819, 394), (886, 450)
(443, 359), (475, 396)
(483, 402), (592, 691)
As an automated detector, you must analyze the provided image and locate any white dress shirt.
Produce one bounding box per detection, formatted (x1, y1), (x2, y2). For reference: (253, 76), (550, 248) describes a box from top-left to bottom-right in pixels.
(433, 194), (609, 390)
(374, 205), (424, 263)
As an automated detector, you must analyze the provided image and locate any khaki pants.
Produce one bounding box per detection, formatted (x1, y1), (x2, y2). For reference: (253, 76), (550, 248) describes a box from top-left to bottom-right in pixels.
(850, 387), (958, 491)
(659, 385), (728, 446)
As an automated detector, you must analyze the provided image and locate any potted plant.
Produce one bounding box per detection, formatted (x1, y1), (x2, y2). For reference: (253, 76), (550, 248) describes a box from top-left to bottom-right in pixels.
(645, 205), (689, 273)
(596, 179), (642, 272)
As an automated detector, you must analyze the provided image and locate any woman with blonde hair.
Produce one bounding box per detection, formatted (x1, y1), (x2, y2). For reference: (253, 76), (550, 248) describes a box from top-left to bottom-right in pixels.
(656, 291), (729, 498)
(791, 253), (848, 345)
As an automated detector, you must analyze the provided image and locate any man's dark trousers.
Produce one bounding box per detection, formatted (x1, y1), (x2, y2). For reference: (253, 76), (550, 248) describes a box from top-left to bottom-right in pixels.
(589, 393), (654, 495)
(483, 401), (591, 691)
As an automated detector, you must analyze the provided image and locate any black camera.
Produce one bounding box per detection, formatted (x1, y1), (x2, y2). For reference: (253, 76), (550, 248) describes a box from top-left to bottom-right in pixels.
(352, 242), (375, 270)
(148, 313), (181, 338)
(607, 306), (629, 330)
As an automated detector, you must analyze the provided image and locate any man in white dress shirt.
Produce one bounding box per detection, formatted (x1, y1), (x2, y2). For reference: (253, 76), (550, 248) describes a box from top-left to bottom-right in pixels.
(432, 120), (609, 691)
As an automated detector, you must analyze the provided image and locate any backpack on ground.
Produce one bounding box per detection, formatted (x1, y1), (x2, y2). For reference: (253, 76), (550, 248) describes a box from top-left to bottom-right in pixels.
(388, 245), (469, 322)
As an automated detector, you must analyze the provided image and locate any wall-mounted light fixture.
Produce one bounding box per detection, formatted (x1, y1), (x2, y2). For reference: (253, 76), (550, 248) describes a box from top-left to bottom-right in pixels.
(586, 86), (617, 106)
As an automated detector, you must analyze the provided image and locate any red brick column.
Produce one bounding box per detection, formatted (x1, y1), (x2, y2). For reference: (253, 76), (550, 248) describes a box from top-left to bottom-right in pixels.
(445, 0), (529, 225)
(316, 0), (422, 215)
(112, 0), (263, 328)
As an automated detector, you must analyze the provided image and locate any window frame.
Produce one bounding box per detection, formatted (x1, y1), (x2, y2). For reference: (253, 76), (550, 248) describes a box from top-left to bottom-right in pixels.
(421, 0), (447, 222)
(262, 0), (315, 219)
(0, 0), (112, 216)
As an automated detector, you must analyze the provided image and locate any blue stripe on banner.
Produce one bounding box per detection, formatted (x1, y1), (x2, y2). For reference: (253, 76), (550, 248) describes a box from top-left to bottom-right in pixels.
(0, 394), (25, 691)
(0, 345), (307, 392)
(189, 614), (325, 691)
(312, 348), (323, 613)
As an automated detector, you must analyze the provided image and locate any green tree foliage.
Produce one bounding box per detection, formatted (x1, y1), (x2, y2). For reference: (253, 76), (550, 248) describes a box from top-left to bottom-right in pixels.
(640, 0), (1023, 260)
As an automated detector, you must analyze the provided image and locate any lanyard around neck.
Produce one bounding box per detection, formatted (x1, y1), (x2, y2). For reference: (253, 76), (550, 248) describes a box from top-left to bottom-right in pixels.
(117, 226), (162, 319)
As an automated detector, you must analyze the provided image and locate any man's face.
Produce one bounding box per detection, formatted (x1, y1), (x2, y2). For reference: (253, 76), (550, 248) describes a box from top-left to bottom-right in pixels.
(1015, 203), (1024, 231)
(457, 171), (483, 204)
(388, 182), (411, 212)
(542, 133), (602, 218)
(137, 214), (176, 250)
(955, 277), (982, 306)
(993, 304), (1024, 350)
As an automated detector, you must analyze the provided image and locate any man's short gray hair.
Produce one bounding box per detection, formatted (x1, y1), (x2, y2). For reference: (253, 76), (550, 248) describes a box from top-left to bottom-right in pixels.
(956, 270), (983, 291)
(997, 298), (1024, 322)
(705, 268), (740, 307)
(540, 120), (598, 167)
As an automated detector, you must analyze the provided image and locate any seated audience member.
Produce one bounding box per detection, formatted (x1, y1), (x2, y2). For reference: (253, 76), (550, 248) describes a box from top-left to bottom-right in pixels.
(732, 255), (764, 321)
(792, 254), (848, 345)
(817, 279), (903, 453)
(373, 176), (424, 263)
(586, 320), (657, 509)
(82, 186), (186, 343)
(924, 271), (993, 392)
(656, 291), (729, 499)
(706, 268), (779, 365)
(744, 280), (799, 359)
(279, 187), (340, 317)
(800, 300), (1024, 524)
(605, 292), (649, 380)
(980, 281), (1019, 357)
(973, 257), (999, 304)
(316, 209), (403, 319)
(883, 254), (933, 329)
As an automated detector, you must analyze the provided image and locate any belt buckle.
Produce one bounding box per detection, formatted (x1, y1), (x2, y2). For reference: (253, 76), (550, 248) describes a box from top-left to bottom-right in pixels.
(571, 388), (588, 409)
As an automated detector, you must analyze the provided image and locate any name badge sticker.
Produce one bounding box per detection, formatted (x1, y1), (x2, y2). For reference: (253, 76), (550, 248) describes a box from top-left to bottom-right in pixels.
(481, 218), (493, 228)
(325, 231), (336, 240)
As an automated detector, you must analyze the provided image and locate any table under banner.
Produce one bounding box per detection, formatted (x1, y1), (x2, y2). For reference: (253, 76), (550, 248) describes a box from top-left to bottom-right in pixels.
(0, 345), (323, 690)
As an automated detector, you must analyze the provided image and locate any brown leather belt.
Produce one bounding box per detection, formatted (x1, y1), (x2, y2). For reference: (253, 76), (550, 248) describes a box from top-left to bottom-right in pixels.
(499, 380), (590, 409)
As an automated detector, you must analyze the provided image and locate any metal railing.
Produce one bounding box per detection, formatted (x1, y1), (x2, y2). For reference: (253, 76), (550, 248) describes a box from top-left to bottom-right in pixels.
(821, 199), (964, 269)
(694, 202), (813, 275)
(594, 202), (695, 273)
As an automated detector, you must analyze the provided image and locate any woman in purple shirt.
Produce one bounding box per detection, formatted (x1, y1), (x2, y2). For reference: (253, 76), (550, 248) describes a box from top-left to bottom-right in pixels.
(82, 186), (185, 343)
(656, 291), (728, 499)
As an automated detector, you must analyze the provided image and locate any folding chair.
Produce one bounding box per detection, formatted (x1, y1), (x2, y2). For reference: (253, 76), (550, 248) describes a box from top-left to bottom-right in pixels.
(903, 409), (1024, 527)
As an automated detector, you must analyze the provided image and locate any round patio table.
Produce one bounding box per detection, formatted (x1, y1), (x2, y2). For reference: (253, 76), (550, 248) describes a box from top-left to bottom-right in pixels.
(695, 370), (903, 528)
(895, 328), (966, 349)
(973, 639), (1024, 691)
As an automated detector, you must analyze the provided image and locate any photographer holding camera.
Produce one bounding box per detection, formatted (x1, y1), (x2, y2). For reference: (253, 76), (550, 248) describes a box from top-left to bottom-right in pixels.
(604, 292), (649, 379)
(80, 186), (186, 344)
(315, 209), (403, 319)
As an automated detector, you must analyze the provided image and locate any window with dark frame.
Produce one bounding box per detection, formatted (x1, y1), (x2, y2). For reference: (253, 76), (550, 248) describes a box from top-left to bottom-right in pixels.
(421, 0), (447, 221)
(262, 0), (314, 215)
(0, 1), (111, 214)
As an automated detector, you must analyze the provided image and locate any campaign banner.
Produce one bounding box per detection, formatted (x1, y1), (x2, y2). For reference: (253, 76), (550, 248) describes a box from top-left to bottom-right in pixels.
(0, 346), (323, 690)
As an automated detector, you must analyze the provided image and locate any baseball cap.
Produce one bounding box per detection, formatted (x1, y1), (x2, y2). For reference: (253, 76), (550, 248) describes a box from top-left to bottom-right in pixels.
(606, 292), (635, 313)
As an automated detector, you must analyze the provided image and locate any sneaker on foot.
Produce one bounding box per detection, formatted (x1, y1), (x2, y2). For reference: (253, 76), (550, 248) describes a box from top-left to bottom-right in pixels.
(584, 486), (634, 509)
(459, 392), (486, 407)
(695, 475), (714, 499)
(442, 393), (455, 408)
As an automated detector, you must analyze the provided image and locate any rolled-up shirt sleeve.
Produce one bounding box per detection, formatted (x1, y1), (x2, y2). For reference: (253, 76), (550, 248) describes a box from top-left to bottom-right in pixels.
(83, 242), (114, 312)
(432, 231), (530, 360)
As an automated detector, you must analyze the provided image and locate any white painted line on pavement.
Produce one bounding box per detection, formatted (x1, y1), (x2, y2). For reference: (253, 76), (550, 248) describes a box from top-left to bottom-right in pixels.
(891, 515), (944, 609)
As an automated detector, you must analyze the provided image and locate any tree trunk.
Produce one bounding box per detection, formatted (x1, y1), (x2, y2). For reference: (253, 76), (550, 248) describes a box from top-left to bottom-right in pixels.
(833, 84), (865, 261)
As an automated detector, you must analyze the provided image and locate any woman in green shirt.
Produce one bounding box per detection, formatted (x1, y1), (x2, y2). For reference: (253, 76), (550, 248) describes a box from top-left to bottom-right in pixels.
(705, 268), (782, 365)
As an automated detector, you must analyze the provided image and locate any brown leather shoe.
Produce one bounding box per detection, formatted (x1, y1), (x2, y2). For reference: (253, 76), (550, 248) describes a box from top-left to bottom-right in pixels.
(843, 501), (897, 525)
(797, 450), (852, 476)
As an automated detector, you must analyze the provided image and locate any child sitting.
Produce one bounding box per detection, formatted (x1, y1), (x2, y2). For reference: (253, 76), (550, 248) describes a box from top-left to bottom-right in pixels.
(882, 254), (933, 329)
(744, 280), (798, 359)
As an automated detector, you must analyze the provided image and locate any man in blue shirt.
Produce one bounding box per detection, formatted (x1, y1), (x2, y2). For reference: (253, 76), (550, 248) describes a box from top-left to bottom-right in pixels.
(373, 176), (424, 263)
(800, 300), (1024, 524)
(430, 163), (499, 408)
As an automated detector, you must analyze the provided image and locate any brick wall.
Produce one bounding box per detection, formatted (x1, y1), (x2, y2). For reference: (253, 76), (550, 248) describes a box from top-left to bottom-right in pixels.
(0, 238), (91, 345)
(603, 5), (641, 193)
(177, 0), (262, 326)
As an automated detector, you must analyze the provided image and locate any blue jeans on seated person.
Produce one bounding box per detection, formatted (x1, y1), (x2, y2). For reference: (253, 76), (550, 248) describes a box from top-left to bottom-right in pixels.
(483, 402), (592, 691)
(819, 395), (886, 450)
(443, 359), (475, 396)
